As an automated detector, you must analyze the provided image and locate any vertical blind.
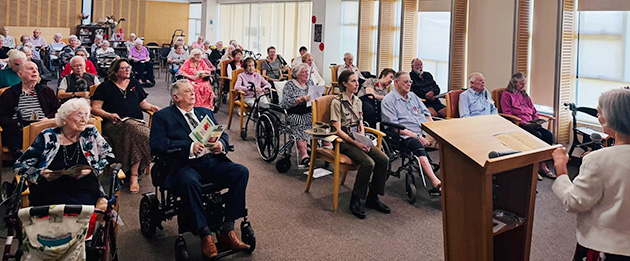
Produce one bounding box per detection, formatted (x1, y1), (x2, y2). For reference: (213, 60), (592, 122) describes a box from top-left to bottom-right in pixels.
(358, 0), (379, 73)
(219, 2), (311, 58)
(556, 0), (577, 144)
(449, 0), (468, 90)
(513, 0), (530, 74)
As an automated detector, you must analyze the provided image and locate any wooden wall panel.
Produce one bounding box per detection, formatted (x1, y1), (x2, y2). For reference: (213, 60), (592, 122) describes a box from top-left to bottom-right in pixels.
(92, 0), (147, 40)
(143, 1), (188, 44)
(0, 0), (81, 34)
(449, 0), (468, 90)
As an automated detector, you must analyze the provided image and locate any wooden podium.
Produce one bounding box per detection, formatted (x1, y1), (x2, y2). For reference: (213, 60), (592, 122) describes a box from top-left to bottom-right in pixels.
(421, 115), (561, 261)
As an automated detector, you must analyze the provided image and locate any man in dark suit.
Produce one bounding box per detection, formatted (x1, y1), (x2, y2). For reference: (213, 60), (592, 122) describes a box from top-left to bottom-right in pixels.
(150, 79), (250, 259)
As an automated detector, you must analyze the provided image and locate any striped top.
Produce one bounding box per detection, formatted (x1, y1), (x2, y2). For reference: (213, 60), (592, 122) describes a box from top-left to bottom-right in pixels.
(17, 91), (44, 120)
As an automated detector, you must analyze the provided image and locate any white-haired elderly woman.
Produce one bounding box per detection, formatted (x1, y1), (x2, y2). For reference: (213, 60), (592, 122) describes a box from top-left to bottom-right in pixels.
(59, 35), (82, 66)
(173, 36), (189, 54)
(125, 33), (137, 50)
(178, 48), (215, 109)
(128, 39), (156, 87)
(191, 35), (205, 49)
(14, 98), (113, 208)
(48, 33), (66, 62)
(91, 34), (103, 57)
(552, 88), (630, 260)
(0, 49), (27, 87)
(280, 63), (315, 168)
(0, 35), (11, 60)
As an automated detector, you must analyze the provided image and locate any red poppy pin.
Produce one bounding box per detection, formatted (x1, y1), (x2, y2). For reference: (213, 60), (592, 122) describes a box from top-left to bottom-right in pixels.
(130, 87), (135, 91)
(84, 152), (91, 157)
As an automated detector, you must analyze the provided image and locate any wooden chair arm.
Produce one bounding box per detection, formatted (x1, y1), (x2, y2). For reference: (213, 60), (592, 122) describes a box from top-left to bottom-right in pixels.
(331, 81), (338, 87)
(143, 110), (154, 128)
(313, 135), (343, 144)
(499, 113), (522, 125)
(538, 114), (555, 130)
(0, 125), (3, 132)
(220, 76), (231, 80)
(364, 127), (386, 148)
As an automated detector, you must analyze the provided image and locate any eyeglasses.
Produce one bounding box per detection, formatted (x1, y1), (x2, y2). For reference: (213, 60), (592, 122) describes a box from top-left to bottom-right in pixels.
(119, 66), (132, 71)
(71, 112), (89, 120)
(71, 64), (85, 68)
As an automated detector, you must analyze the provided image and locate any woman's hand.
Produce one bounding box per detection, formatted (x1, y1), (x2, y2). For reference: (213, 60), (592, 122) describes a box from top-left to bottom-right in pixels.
(298, 95), (311, 104)
(552, 147), (569, 176)
(41, 169), (62, 182)
(108, 112), (122, 124)
(149, 105), (161, 112)
(355, 142), (370, 152)
(69, 169), (92, 180)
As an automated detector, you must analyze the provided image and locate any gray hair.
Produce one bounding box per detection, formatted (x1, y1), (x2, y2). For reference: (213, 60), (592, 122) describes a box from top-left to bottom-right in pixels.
(598, 89), (630, 135)
(190, 48), (204, 57)
(171, 79), (191, 96)
(129, 33), (136, 37)
(292, 63), (309, 79)
(95, 35), (103, 40)
(102, 40), (110, 46)
(68, 35), (78, 41)
(134, 39), (144, 45)
(202, 39), (211, 45)
(70, 56), (85, 66)
(343, 52), (353, 60)
(468, 72), (483, 87)
(7, 49), (27, 63)
(54, 33), (63, 38)
(55, 98), (91, 127)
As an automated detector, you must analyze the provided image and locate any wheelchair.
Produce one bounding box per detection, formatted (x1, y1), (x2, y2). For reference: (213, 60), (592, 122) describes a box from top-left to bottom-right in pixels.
(255, 101), (302, 173)
(139, 153), (256, 261)
(373, 122), (441, 204)
(0, 163), (125, 261)
(96, 53), (118, 78)
(564, 102), (613, 159)
(237, 82), (275, 141)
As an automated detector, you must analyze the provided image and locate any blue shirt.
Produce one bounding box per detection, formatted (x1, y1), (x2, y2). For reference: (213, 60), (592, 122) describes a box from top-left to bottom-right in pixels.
(458, 88), (498, 118)
(381, 90), (431, 136)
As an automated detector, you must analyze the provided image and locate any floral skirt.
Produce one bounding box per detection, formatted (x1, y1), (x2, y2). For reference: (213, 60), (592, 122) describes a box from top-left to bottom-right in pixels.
(102, 120), (151, 175)
(192, 80), (215, 110)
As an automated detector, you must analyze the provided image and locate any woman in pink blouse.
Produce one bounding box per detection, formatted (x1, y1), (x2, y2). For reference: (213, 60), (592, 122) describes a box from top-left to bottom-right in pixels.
(128, 39), (155, 86)
(501, 72), (556, 180)
(177, 48), (215, 110)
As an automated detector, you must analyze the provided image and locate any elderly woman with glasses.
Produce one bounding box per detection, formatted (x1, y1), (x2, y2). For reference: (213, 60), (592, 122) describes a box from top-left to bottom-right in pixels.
(14, 98), (113, 208)
(177, 48), (216, 110)
(91, 58), (160, 193)
(60, 47), (97, 78)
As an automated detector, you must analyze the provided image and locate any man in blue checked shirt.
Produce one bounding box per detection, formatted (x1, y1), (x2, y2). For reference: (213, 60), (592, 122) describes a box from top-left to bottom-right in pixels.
(458, 72), (498, 118)
(381, 71), (442, 196)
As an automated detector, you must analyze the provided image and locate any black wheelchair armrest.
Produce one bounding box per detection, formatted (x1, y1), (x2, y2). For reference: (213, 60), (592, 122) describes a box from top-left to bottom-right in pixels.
(380, 121), (407, 130)
(431, 116), (445, 121)
(28, 204), (85, 218)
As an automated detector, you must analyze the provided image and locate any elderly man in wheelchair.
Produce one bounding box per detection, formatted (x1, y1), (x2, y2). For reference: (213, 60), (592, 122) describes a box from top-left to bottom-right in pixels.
(380, 71), (442, 200)
(4, 98), (124, 260)
(148, 79), (252, 259)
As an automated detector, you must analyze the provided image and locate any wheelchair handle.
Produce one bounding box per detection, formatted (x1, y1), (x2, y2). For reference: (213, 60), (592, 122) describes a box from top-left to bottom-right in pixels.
(380, 121), (407, 130)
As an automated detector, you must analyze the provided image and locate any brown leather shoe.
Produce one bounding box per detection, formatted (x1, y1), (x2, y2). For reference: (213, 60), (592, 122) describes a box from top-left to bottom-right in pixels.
(216, 231), (250, 251)
(201, 235), (218, 258)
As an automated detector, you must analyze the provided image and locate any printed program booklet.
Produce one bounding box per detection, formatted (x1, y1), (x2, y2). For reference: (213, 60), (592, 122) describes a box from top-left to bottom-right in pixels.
(189, 115), (225, 147)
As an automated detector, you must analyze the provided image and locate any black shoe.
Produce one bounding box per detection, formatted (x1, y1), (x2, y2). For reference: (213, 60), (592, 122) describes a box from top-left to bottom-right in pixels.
(365, 194), (391, 214)
(427, 184), (441, 198)
(349, 195), (366, 219)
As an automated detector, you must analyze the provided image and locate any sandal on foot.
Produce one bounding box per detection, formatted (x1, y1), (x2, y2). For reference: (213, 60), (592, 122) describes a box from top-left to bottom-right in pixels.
(428, 184), (441, 197)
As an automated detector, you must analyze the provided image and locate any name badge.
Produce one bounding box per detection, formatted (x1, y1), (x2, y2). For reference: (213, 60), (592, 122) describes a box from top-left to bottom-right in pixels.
(412, 107), (420, 115)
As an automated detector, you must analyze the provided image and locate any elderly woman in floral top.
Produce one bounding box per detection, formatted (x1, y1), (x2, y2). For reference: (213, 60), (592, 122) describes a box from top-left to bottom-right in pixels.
(15, 98), (114, 208)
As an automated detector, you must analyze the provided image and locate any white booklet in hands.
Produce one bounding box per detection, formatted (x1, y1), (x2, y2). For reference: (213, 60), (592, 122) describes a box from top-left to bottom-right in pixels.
(189, 115), (226, 148)
(307, 85), (325, 107)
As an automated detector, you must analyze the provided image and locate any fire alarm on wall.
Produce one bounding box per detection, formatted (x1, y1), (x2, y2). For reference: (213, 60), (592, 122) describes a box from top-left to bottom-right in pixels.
(319, 43), (324, 51)
(312, 16), (316, 23)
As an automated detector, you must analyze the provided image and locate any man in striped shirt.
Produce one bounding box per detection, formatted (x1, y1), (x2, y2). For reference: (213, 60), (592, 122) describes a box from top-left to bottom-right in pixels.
(0, 61), (60, 156)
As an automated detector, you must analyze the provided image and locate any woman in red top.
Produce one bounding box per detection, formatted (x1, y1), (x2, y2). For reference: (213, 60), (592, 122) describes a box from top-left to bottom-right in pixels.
(500, 72), (556, 180)
(60, 48), (97, 77)
(178, 48), (215, 109)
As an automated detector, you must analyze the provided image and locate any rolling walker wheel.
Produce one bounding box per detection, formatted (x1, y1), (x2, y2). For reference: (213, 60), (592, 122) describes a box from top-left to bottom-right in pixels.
(1, 181), (15, 202)
(240, 221), (256, 253)
(276, 157), (291, 173)
(405, 173), (417, 204)
(240, 129), (248, 140)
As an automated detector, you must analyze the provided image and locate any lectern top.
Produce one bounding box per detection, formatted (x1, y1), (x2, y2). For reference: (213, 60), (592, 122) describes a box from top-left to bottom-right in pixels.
(421, 115), (550, 167)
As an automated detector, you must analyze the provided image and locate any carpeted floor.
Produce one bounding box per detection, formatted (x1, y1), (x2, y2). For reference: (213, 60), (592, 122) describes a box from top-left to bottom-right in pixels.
(1, 76), (581, 260)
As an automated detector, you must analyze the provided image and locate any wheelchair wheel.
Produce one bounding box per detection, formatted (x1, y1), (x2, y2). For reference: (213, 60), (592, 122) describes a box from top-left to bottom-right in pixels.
(139, 195), (158, 238)
(240, 128), (248, 140)
(255, 113), (280, 162)
(1, 181), (14, 202)
(405, 173), (417, 204)
(240, 221), (256, 253)
(174, 237), (190, 261)
(276, 156), (292, 173)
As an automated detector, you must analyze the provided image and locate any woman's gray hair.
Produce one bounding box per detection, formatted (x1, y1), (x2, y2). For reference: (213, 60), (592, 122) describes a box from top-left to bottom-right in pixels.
(134, 39), (144, 45)
(68, 35), (78, 41)
(190, 48), (203, 57)
(292, 63), (309, 79)
(202, 39), (211, 45)
(55, 98), (91, 127)
(598, 89), (630, 135)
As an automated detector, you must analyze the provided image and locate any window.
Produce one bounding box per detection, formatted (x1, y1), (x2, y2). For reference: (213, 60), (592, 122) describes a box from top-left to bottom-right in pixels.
(417, 11), (451, 93)
(218, 2), (311, 57)
(341, 1), (359, 60)
(575, 11), (630, 111)
(188, 3), (202, 46)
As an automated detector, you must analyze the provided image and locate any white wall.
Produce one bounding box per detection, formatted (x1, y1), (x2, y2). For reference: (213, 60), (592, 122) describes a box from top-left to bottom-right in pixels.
(311, 0), (343, 83)
(201, 0), (219, 43)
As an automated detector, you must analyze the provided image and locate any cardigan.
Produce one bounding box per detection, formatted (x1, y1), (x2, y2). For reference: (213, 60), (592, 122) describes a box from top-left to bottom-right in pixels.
(552, 145), (630, 256)
(14, 126), (114, 184)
